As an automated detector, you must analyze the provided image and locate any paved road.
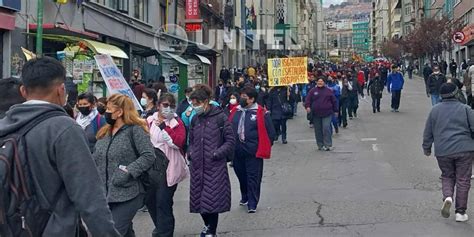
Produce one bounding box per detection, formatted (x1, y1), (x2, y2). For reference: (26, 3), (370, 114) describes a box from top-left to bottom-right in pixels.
(134, 76), (474, 236)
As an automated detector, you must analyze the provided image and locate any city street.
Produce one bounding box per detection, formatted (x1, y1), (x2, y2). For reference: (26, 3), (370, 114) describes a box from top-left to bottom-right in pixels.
(133, 76), (474, 236)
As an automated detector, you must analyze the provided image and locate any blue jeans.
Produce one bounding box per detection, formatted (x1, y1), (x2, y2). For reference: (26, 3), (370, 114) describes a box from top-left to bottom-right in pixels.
(431, 94), (441, 106)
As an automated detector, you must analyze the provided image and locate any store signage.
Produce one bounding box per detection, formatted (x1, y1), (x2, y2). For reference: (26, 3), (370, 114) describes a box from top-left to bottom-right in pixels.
(94, 54), (143, 111)
(0, 0), (21, 11)
(461, 24), (474, 46)
(267, 57), (308, 86)
(185, 22), (202, 32)
(185, 0), (199, 19)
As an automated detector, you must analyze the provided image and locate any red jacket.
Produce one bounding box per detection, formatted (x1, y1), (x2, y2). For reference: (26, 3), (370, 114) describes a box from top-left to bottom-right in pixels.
(357, 71), (365, 86)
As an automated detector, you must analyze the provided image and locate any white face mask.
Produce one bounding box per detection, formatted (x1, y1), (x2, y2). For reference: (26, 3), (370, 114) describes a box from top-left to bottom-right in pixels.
(229, 98), (237, 105)
(161, 106), (175, 119)
(140, 98), (148, 106)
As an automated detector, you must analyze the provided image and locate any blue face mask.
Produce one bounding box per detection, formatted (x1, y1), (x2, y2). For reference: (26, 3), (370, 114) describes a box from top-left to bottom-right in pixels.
(193, 105), (205, 115)
(255, 85), (261, 91)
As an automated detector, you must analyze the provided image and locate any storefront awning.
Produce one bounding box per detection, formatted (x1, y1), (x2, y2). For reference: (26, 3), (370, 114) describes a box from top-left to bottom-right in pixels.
(82, 39), (129, 59)
(195, 54), (211, 65)
(165, 52), (189, 65)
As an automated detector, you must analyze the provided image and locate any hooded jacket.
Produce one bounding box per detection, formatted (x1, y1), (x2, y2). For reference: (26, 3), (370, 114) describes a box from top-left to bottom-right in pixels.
(0, 102), (119, 236)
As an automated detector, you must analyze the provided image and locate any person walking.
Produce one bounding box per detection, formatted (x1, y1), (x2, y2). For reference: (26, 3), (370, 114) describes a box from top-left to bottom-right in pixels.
(229, 87), (276, 213)
(75, 92), (106, 151)
(305, 78), (339, 151)
(93, 94), (156, 236)
(423, 63), (433, 89)
(146, 93), (188, 237)
(347, 72), (359, 118)
(327, 76), (341, 133)
(367, 72), (384, 113)
(267, 86), (291, 144)
(339, 78), (350, 128)
(214, 79), (228, 106)
(464, 62), (474, 108)
(450, 59), (458, 79)
(0, 57), (120, 236)
(427, 66), (447, 106)
(387, 65), (405, 112)
(141, 88), (159, 118)
(441, 60), (448, 75)
(407, 64), (414, 79)
(423, 83), (474, 222)
(187, 86), (235, 237)
(177, 87), (193, 117)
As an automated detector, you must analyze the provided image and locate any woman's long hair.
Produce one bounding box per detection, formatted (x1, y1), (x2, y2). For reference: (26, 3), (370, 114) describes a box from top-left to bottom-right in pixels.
(96, 94), (148, 139)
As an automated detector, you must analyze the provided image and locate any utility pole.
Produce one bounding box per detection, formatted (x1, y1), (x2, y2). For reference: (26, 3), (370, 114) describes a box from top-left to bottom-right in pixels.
(36, 0), (44, 56)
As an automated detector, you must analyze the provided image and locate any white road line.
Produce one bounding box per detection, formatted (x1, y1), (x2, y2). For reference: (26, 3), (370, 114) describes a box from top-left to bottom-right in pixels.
(372, 144), (379, 152)
(361, 138), (377, 142)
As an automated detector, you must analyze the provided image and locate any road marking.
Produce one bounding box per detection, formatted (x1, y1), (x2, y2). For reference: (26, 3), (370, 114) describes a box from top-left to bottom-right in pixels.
(372, 144), (379, 151)
(361, 138), (377, 142)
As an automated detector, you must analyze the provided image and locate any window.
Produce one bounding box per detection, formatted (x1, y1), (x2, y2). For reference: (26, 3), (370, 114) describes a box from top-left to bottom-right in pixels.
(394, 21), (401, 28)
(405, 6), (411, 15)
(404, 25), (411, 33)
(134, 0), (149, 22)
(109, 0), (129, 14)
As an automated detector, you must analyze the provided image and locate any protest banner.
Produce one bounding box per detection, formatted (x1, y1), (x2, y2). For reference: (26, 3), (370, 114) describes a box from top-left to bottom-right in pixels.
(267, 57), (308, 86)
(94, 54), (143, 111)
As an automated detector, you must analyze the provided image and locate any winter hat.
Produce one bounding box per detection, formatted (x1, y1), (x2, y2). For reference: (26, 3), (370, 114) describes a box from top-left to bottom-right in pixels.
(440, 83), (458, 99)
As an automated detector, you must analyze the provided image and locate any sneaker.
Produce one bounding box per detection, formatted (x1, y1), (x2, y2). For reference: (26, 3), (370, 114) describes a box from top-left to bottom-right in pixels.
(354, 112), (358, 118)
(318, 146), (323, 151)
(441, 197), (453, 218)
(248, 209), (257, 213)
(343, 123), (348, 128)
(282, 139), (288, 144)
(239, 201), (248, 206)
(373, 109), (376, 113)
(471, 175), (474, 179)
(377, 108), (380, 112)
(349, 117), (353, 120)
(310, 124), (314, 128)
(200, 226), (210, 237)
(391, 109), (395, 112)
(335, 127), (339, 134)
(456, 213), (469, 222)
(323, 146), (333, 151)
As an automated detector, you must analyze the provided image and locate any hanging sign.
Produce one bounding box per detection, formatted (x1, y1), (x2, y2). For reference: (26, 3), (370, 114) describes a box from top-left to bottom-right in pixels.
(94, 54), (143, 111)
(267, 57), (308, 86)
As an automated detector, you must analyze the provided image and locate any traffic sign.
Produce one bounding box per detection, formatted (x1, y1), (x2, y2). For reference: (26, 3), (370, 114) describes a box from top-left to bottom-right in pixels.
(453, 32), (465, 44)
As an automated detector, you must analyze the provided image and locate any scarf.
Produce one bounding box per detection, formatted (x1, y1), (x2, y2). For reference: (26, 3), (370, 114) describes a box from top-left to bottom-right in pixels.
(229, 104), (272, 159)
(236, 103), (258, 141)
(76, 108), (98, 130)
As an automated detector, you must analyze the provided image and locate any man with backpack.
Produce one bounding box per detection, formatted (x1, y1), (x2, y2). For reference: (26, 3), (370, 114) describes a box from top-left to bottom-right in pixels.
(0, 57), (119, 237)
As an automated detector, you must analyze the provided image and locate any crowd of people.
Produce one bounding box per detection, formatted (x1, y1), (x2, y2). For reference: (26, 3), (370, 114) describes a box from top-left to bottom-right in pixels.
(1, 55), (474, 237)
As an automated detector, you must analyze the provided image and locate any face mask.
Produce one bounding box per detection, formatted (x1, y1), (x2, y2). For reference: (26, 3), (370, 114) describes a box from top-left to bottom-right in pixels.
(219, 83), (223, 86)
(104, 112), (116, 126)
(239, 98), (248, 107)
(140, 98), (148, 106)
(193, 105), (205, 115)
(78, 106), (92, 116)
(97, 106), (106, 115)
(255, 85), (261, 90)
(229, 98), (237, 105)
(161, 106), (175, 119)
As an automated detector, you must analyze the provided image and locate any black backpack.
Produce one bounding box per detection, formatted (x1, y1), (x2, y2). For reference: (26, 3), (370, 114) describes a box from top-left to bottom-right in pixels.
(0, 111), (66, 237)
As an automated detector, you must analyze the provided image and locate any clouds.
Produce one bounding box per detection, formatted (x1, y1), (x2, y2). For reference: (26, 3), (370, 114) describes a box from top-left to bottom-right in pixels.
(323, 0), (345, 7)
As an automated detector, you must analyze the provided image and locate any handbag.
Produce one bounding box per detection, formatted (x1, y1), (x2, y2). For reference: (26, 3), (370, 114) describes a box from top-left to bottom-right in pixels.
(278, 88), (293, 117)
(465, 108), (474, 139)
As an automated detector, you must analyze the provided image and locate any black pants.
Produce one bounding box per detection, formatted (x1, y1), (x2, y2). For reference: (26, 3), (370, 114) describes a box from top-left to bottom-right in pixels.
(348, 95), (358, 117)
(109, 194), (144, 237)
(201, 213), (219, 235)
(273, 119), (287, 140)
(233, 152), (264, 210)
(391, 90), (401, 110)
(146, 177), (178, 237)
(340, 98), (348, 126)
(371, 96), (381, 111)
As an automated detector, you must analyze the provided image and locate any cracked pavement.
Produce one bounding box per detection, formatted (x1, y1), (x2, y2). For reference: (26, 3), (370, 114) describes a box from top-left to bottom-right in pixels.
(133, 77), (474, 236)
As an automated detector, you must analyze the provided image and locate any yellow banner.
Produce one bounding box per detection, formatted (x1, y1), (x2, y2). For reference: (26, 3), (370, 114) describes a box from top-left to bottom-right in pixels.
(267, 57), (308, 86)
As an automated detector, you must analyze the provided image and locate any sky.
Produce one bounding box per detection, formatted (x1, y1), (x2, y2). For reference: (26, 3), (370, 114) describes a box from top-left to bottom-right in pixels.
(323, 0), (345, 7)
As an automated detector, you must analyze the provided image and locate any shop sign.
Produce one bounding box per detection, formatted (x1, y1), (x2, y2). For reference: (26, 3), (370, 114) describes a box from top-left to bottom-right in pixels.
(461, 24), (474, 46)
(267, 57), (308, 86)
(94, 54), (143, 111)
(186, 0), (199, 19)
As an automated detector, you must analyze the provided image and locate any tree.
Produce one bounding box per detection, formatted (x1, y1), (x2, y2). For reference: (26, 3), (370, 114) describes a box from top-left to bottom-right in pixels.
(398, 16), (466, 60)
(381, 40), (402, 61)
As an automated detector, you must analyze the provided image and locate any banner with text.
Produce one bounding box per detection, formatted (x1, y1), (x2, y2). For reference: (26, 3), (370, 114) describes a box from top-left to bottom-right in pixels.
(94, 54), (143, 111)
(267, 57), (308, 86)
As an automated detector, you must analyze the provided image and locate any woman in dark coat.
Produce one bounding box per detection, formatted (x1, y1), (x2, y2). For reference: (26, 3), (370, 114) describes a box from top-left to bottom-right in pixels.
(266, 86), (291, 144)
(188, 85), (236, 237)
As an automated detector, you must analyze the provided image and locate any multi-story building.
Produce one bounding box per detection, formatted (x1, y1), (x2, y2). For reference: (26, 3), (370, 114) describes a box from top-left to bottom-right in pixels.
(372, 0), (391, 52)
(352, 21), (370, 54)
(391, 0), (402, 38)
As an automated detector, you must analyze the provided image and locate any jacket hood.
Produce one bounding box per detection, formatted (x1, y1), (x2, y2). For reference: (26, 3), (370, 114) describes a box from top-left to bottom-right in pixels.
(0, 102), (67, 137)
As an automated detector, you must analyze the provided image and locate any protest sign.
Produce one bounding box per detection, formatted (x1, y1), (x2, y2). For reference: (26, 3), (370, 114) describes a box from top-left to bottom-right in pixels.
(267, 57), (308, 86)
(94, 54), (143, 111)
